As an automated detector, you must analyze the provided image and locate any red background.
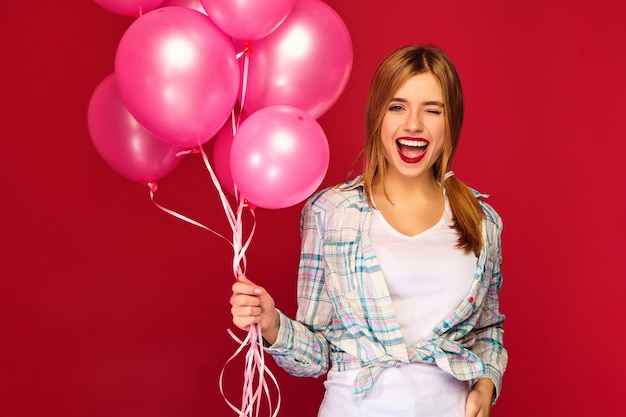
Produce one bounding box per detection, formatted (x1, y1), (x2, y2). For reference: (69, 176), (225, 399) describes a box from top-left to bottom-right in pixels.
(2, 1), (625, 416)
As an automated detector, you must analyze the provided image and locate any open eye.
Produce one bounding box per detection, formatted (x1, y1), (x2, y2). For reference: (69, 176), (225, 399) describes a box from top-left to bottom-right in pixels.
(388, 104), (404, 112)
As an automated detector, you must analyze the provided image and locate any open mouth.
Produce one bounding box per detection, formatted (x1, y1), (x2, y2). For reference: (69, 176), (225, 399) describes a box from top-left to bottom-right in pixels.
(396, 138), (428, 163)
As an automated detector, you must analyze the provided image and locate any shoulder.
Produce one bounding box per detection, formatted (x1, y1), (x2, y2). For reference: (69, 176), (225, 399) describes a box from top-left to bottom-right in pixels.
(471, 189), (503, 231)
(299, 177), (367, 238)
(479, 199), (503, 231)
(304, 176), (367, 214)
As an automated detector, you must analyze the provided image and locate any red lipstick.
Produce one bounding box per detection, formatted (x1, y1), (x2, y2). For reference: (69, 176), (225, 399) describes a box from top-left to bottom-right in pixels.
(396, 137), (429, 163)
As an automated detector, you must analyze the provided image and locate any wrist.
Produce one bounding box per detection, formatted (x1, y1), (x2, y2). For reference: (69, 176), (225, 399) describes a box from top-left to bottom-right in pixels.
(262, 310), (280, 345)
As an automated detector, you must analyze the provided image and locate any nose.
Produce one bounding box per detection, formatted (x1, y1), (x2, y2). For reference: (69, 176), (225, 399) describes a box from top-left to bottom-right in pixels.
(403, 110), (423, 132)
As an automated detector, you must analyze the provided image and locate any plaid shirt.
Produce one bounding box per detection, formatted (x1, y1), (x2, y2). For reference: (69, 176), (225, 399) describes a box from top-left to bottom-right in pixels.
(267, 176), (507, 401)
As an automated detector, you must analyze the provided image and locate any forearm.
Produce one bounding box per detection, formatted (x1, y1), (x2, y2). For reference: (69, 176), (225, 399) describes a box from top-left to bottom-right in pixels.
(470, 324), (507, 403)
(466, 377), (495, 417)
(265, 310), (330, 378)
(472, 377), (494, 401)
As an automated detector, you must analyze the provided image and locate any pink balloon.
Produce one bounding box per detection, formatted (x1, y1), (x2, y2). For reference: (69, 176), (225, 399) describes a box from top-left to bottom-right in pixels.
(211, 112), (248, 197)
(159, 0), (206, 14)
(92, 0), (163, 16)
(199, 0), (295, 41)
(230, 105), (329, 209)
(241, 0), (352, 119)
(88, 74), (183, 184)
(115, 7), (240, 149)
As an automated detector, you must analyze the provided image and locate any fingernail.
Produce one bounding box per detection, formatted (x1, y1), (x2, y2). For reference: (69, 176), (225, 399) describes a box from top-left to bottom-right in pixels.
(254, 288), (261, 295)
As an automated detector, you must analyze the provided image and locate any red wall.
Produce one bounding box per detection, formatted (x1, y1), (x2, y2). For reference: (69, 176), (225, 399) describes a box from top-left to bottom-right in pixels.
(2, 1), (625, 416)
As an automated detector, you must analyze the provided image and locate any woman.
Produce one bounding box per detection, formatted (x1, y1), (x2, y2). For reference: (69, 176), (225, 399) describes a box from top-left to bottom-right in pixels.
(230, 45), (507, 417)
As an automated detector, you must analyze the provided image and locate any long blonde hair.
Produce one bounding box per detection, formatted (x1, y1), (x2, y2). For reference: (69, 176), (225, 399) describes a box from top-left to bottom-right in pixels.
(360, 45), (483, 253)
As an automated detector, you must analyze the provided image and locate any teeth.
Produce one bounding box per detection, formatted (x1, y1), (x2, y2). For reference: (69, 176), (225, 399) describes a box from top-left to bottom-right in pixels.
(397, 139), (428, 147)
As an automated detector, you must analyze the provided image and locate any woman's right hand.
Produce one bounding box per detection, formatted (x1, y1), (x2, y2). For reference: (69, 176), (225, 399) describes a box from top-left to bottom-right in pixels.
(230, 274), (280, 345)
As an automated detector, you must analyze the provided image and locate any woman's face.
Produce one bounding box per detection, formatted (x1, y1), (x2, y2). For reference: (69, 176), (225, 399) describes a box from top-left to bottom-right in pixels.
(380, 72), (446, 181)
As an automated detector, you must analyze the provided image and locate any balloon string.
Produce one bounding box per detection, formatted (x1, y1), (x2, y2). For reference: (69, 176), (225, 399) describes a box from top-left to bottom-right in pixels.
(194, 137), (279, 417)
(219, 324), (281, 417)
(236, 42), (251, 126)
(145, 144), (258, 276)
(199, 147), (254, 277)
(239, 46), (250, 118)
(148, 128), (276, 416)
(231, 109), (238, 138)
(148, 166), (280, 417)
(147, 182), (233, 248)
(232, 197), (257, 278)
(196, 145), (238, 230)
(196, 145), (256, 274)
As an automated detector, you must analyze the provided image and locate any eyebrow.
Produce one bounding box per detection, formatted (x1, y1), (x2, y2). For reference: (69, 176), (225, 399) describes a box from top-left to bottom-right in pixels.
(389, 97), (445, 107)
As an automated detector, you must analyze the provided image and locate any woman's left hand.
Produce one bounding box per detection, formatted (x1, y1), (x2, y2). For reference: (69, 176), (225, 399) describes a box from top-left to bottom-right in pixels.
(464, 378), (494, 417)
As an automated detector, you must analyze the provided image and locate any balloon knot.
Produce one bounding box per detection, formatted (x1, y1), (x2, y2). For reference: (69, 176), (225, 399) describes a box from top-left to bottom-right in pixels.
(176, 147), (201, 157)
(243, 41), (252, 57)
(243, 199), (256, 210)
(147, 181), (158, 192)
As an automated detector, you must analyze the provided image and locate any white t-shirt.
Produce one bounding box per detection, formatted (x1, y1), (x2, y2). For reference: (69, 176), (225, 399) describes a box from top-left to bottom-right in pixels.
(318, 198), (477, 417)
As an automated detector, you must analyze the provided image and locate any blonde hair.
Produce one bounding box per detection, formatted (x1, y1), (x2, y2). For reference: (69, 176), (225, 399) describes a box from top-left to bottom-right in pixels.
(360, 45), (483, 253)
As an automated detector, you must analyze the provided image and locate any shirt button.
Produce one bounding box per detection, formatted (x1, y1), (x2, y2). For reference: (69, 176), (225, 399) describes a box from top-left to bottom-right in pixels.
(443, 322), (450, 328)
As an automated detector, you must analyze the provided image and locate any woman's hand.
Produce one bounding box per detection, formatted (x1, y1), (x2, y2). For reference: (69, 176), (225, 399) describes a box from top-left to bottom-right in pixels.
(465, 378), (494, 417)
(230, 274), (280, 345)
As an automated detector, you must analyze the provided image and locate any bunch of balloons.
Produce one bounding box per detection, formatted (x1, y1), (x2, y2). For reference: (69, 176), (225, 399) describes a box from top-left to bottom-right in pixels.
(88, 0), (353, 210)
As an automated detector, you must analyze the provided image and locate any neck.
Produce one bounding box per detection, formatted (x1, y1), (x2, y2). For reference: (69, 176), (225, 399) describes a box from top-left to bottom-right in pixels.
(374, 170), (443, 205)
